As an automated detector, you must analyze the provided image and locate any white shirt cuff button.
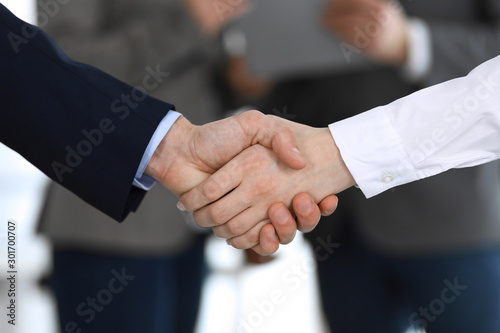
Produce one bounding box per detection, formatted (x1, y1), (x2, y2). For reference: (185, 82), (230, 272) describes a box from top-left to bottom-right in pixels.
(382, 174), (394, 183)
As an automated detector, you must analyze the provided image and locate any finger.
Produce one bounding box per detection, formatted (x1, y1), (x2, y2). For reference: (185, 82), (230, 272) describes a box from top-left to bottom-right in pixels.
(179, 155), (247, 216)
(211, 204), (267, 239)
(236, 111), (306, 170)
(251, 224), (280, 256)
(184, 146), (276, 227)
(318, 195), (339, 216)
(225, 220), (270, 250)
(268, 203), (298, 244)
(291, 193), (322, 233)
(192, 193), (252, 229)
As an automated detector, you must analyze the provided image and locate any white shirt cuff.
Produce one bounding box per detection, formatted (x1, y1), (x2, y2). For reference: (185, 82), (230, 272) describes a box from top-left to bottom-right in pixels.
(329, 106), (420, 198)
(400, 18), (432, 82)
(133, 111), (182, 190)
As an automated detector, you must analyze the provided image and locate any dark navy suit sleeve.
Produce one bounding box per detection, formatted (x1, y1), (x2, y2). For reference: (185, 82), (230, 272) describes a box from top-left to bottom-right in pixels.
(0, 4), (174, 221)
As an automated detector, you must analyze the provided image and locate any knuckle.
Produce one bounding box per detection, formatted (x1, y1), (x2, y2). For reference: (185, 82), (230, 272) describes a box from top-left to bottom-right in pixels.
(281, 125), (293, 137)
(246, 110), (262, 121)
(206, 206), (227, 226)
(231, 225), (261, 249)
(212, 226), (225, 239)
(230, 237), (248, 250)
(224, 221), (244, 237)
(246, 229), (261, 246)
(201, 181), (221, 203)
(218, 168), (235, 189)
(240, 110), (261, 128)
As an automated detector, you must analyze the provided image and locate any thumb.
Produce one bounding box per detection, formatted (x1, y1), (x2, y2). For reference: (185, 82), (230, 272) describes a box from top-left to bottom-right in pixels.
(236, 110), (306, 170)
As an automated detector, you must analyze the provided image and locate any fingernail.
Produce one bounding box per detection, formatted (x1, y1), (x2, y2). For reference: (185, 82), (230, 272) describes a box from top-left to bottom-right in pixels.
(177, 201), (186, 211)
(324, 207), (335, 215)
(267, 231), (277, 240)
(226, 239), (233, 246)
(292, 147), (301, 155)
(275, 208), (289, 224)
(297, 198), (314, 214)
(324, 198), (339, 216)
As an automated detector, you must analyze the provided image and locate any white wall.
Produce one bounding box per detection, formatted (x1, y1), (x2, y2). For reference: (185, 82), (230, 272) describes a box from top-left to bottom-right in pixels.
(2, 0), (36, 23)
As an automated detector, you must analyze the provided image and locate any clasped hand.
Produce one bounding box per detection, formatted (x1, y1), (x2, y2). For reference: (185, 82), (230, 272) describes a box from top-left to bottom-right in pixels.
(146, 111), (354, 255)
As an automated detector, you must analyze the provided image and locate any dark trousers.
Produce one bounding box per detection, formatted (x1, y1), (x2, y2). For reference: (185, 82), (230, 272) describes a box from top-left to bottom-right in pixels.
(49, 235), (206, 333)
(311, 227), (500, 333)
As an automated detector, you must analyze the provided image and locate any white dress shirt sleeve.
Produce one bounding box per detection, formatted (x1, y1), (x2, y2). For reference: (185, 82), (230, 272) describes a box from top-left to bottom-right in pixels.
(329, 55), (500, 198)
(133, 110), (182, 190)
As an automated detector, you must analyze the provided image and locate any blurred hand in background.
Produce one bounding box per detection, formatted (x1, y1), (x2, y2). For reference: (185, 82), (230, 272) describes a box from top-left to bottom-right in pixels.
(184, 0), (250, 37)
(323, 0), (409, 66)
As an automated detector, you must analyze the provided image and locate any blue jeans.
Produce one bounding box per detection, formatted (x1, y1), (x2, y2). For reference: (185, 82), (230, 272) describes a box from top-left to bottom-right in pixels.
(49, 235), (206, 333)
(312, 228), (500, 333)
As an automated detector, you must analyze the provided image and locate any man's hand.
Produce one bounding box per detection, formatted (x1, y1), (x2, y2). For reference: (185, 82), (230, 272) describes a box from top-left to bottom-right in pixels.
(178, 119), (355, 253)
(144, 110), (307, 250)
(145, 110), (306, 197)
(323, 0), (409, 65)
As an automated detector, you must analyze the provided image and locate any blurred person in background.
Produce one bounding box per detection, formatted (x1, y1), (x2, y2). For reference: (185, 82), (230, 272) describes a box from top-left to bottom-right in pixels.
(183, 0), (279, 266)
(37, 0), (221, 332)
(216, 0), (500, 332)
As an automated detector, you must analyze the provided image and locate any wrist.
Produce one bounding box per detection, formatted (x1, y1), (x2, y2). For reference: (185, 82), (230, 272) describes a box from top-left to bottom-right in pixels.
(145, 116), (195, 192)
(316, 128), (356, 193)
(298, 128), (355, 199)
(330, 135), (356, 191)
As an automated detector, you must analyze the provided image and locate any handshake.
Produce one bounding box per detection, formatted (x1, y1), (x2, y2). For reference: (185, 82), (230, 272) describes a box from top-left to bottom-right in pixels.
(145, 110), (356, 255)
